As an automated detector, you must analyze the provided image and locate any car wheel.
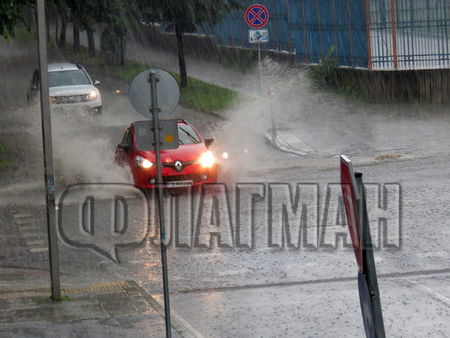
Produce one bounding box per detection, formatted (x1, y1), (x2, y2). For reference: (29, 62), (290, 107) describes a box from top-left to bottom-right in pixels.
(91, 106), (102, 115)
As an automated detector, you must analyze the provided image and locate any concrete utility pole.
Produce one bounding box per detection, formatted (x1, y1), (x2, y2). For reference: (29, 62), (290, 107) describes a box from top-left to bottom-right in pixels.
(36, 0), (61, 300)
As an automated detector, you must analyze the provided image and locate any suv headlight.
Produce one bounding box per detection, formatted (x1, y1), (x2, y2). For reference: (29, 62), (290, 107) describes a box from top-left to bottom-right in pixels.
(135, 156), (153, 169)
(199, 151), (216, 168)
(88, 90), (98, 100)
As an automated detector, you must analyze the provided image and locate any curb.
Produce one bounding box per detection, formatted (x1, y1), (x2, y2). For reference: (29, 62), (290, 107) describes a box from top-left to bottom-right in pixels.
(264, 130), (309, 156)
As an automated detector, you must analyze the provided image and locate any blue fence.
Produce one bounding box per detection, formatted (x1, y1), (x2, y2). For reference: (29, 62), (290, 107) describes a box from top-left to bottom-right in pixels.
(196, 0), (369, 68)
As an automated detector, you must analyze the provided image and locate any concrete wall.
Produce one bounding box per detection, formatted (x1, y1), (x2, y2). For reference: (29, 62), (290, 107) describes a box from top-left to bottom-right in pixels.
(334, 68), (450, 104)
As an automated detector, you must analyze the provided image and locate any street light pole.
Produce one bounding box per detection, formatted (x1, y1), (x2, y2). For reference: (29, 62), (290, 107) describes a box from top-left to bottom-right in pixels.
(36, 0), (61, 300)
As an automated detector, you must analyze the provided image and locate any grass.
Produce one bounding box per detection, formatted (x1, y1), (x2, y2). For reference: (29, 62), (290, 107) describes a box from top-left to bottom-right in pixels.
(52, 45), (239, 114)
(34, 295), (72, 304)
(14, 27), (37, 43)
(171, 73), (238, 112)
(0, 142), (11, 169)
(112, 61), (239, 113)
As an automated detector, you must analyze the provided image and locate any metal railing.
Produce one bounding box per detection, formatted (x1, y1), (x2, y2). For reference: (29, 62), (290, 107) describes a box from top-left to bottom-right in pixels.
(368, 0), (450, 70)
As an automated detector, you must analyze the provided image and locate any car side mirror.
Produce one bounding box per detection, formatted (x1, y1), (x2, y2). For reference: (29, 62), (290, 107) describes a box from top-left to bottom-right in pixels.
(118, 143), (130, 152)
(93, 80), (101, 86)
(205, 138), (214, 148)
(31, 85), (38, 90)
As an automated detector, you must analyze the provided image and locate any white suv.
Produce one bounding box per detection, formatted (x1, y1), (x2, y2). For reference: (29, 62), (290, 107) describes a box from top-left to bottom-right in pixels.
(27, 62), (102, 114)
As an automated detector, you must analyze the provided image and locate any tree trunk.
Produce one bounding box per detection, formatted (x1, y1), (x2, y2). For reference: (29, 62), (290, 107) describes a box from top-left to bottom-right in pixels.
(55, 15), (59, 45)
(73, 24), (80, 53)
(175, 22), (188, 88)
(46, 9), (50, 41)
(87, 28), (96, 57)
(58, 8), (67, 49)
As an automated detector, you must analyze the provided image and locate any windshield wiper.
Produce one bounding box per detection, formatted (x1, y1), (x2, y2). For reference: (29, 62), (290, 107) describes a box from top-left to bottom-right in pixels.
(179, 127), (200, 144)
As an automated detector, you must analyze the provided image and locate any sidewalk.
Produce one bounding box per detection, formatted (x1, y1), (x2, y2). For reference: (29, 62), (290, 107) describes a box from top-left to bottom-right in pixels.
(0, 278), (190, 337)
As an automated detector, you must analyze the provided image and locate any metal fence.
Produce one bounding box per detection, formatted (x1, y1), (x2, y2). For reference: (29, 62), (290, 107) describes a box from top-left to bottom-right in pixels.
(195, 0), (450, 70)
(368, 0), (450, 70)
(196, 0), (368, 68)
(289, 0), (368, 67)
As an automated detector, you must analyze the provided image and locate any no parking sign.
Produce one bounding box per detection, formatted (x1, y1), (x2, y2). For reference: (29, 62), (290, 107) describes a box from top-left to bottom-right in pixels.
(245, 4), (269, 28)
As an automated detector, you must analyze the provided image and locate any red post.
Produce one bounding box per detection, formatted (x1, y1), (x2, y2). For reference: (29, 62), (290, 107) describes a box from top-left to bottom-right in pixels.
(365, 0), (373, 70)
(390, 0), (398, 69)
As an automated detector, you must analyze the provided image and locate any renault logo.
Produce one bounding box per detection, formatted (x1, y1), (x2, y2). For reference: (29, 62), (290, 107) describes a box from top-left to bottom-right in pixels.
(174, 161), (183, 172)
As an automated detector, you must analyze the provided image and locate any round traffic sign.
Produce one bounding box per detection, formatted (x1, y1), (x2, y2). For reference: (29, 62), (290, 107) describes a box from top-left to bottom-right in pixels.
(245, 4), (269, 28)
(128, 68), (180, 118)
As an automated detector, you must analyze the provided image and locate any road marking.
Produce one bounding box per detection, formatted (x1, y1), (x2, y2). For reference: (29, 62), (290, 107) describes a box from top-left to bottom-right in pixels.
(15, 219), (32, 225)
(416, 250), (448, 258)
(13, 213), (33, 219)
(26, 240), (46, 246)
(23, 232), (40, 239)
(151, 294), (204, 338)
(405, 279), (450, 308)
(30, 247), (48, 253)
(19, 225), (35, 232)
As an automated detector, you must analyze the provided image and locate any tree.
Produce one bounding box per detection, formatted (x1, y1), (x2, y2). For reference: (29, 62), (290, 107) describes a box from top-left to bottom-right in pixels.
(144, 0), (244, 87)
(0, 0), (34, 39)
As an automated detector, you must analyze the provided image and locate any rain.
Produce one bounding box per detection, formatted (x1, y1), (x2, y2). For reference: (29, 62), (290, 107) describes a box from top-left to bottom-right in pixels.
(0, 0), (450, 337)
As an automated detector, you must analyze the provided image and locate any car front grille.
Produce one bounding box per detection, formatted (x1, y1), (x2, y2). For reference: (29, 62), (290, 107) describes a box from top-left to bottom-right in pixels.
(50, 95), (91, 104)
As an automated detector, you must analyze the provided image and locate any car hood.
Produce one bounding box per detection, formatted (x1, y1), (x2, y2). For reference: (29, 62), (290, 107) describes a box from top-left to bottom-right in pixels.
(137, 143), (207, 162)
(49, 85), (96, 96)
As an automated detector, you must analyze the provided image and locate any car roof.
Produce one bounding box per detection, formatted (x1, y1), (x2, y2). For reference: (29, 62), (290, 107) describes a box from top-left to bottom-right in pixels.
(48, 62), (81, 72)
(131, 119), (189, 128)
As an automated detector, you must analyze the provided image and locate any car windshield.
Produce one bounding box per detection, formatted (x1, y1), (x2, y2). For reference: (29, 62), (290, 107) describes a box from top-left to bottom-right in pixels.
(178, 125), (201, 145)
(134, 122), (201, 151)
(48, 69), (91, 87)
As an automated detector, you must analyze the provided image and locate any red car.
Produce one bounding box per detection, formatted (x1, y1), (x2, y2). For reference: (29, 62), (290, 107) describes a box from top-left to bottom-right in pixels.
(115, 120), (218, 189)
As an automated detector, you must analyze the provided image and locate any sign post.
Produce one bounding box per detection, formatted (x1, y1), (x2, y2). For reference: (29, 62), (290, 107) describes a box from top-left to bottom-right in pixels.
(129, 68), (180, 338)
(340, 155), (386, 338)
(36, 0), (61, 301)
(245, 4), (270, 90)
(149, 72), (172, 338)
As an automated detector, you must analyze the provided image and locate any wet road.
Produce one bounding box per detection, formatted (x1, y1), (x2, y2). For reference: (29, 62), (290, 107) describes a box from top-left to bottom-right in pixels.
(1, 38), (450, 337)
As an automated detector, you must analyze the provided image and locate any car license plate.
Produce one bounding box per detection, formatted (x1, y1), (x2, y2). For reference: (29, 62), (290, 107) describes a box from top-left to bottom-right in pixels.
(164, 180), (193, 188)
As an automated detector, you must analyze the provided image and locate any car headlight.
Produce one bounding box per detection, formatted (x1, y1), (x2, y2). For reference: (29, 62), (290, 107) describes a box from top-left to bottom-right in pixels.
(135, 156), (153, 169)
(88, 90), (98, 100)
(199, 151), (216, 168)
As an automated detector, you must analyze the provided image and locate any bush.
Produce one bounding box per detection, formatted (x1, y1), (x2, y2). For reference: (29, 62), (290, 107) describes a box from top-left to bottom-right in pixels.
(308, 45), (338, 88)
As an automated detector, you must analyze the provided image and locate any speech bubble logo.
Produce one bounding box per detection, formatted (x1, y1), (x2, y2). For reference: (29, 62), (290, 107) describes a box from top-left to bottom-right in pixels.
(57, 183), (149, 262)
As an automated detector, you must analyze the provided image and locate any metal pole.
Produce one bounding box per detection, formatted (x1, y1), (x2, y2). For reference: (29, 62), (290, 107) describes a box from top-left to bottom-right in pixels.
(355, 173), (386, 338)
(257, 42), (262, 90)
(389, 0), (399, 69)
(149, 72), (172, 338)
(36, 0), (61, 301)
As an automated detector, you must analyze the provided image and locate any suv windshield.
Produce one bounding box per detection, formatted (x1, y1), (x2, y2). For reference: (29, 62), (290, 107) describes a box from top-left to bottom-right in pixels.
(48, 69), (91, 87)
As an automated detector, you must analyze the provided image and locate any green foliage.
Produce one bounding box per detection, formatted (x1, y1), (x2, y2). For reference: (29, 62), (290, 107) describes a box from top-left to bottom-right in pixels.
(172, 73), (238, 112)
(309, 45), (338, 89)
(0, 142), (11, 169)
(140, 0), (245, 33)
(0, 0), (33, 39)
(14, 27), (36, 43)
(114, 61), (150, 82)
